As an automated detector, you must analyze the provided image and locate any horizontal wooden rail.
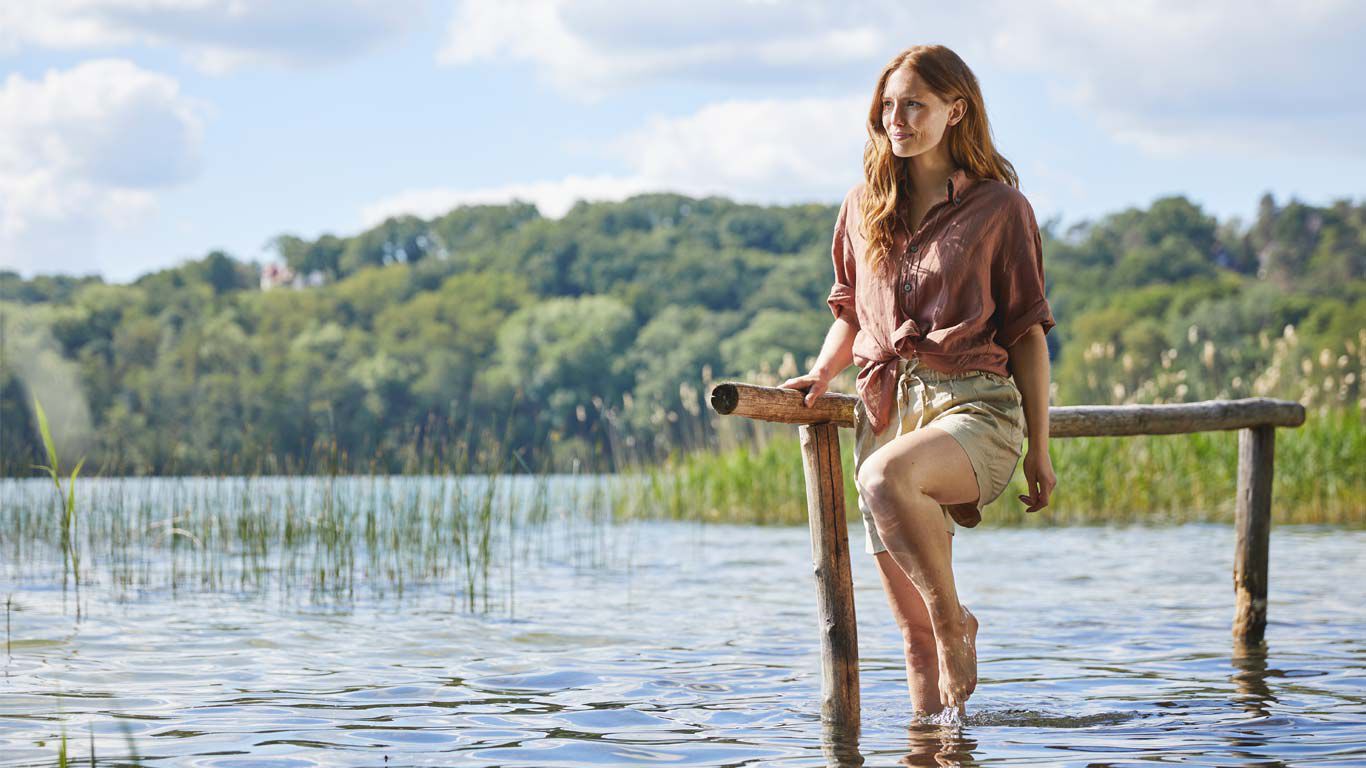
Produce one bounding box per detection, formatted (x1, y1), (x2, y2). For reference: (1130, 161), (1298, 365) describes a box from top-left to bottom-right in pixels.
(710, 382), (859, 429)
(708, 378), (1306, 735)
(709, 381), (1305, 435)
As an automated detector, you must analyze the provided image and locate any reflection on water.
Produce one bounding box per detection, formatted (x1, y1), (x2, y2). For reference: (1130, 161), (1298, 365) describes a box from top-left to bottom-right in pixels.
(1, 476), (1363, 766)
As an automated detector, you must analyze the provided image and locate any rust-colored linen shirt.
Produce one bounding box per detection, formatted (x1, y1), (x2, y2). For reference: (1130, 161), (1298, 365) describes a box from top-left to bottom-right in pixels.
(826, 168), (1056, 436)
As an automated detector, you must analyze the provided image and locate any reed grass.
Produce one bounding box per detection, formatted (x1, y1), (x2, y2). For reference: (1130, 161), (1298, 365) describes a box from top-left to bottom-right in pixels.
(601, 332), (1364, 529)
(28, 395), (85, 586)
(40, 695), (142, 767)
(629, 405), (1363, 527)
(0, 421), (648, 616)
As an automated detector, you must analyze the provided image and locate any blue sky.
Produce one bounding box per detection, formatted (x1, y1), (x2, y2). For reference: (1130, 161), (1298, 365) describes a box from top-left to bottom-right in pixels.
(1, 0), (1363, 282)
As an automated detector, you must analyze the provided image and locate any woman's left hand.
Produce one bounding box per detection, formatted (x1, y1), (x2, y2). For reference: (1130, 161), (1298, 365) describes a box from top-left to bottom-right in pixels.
(1018, 447), (1056, 513)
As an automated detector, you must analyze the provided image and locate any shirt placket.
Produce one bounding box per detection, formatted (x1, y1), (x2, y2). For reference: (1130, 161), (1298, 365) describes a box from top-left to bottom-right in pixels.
(899, 179), (961, 317)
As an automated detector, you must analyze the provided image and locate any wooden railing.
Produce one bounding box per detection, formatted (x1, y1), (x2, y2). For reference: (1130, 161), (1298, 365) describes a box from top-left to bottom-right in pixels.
(709, 382), (1306, 733)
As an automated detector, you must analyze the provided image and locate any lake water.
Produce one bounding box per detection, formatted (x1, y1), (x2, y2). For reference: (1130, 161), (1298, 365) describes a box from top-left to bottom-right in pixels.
(2, 476), (1363, 766)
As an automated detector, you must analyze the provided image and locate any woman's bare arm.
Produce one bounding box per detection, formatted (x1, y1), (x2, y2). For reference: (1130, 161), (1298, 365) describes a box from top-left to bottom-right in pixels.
(813, 317), (858, 380)
(779, 317), (858, 407)
(1006, 323), (1056, 511)
(1005, 323), (1049, 451)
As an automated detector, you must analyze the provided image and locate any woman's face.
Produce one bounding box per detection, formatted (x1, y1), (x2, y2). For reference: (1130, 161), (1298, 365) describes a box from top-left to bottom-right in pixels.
(880, 67), (965, 159)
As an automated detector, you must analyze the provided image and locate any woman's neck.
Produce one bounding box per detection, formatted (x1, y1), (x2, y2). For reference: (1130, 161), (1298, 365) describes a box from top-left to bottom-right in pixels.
(905, 148), (958, 204)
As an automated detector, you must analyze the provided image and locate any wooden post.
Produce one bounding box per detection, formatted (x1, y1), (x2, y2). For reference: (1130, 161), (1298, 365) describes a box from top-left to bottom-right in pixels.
(797, 421), (860, 735)
(1233, 424), (1275, 643)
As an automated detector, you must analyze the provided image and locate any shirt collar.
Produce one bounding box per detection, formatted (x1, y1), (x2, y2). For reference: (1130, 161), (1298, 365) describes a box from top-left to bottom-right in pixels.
(945, 166), (974, 205)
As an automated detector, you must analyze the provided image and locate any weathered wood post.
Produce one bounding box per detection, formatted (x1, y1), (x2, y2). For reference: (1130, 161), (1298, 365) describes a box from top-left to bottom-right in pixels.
(1046, 398), (1302, 646)
(798, 422), (860, 730)
(1233, 424), (1275, 643)
(709, 382), (860, 735)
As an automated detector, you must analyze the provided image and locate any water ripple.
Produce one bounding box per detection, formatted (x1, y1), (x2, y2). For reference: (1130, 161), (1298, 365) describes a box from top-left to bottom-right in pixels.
(1, 477), (1363, 766)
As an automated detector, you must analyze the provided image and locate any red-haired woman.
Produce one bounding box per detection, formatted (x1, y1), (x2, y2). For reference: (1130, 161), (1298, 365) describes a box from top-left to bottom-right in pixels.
(780, 44), (1058, 720)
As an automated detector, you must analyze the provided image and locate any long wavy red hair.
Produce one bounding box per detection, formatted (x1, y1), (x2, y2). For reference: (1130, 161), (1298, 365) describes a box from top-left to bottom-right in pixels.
(859, 44), (1018, 276)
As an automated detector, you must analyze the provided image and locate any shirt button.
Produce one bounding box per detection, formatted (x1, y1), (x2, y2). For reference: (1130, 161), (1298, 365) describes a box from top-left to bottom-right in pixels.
(903, 282), (913, 292)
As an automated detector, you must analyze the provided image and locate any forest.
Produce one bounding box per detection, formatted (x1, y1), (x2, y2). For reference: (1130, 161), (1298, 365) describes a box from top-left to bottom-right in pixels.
(2, 190), (1363, 476)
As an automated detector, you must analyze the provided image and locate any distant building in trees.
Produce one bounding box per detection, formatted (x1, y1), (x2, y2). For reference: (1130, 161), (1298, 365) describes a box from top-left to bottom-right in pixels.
(259, 264), (326, 291)
(260, 262), (295, 290)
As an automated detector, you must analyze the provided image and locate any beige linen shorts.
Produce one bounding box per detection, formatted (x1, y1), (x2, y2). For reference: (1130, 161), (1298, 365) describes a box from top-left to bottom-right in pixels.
(852, 355), (1027, 555)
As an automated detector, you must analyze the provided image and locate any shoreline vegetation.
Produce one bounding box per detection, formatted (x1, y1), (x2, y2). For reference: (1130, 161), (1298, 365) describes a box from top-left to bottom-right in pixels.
(1, 190), (1362, 536)
(2, 402), (1358, 627)
(2, 340), (1360, 625)
(644, 403), (1364, 528)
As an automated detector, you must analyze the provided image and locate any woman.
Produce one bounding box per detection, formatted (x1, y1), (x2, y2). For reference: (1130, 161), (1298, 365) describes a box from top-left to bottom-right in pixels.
(778, 44), (1057, 719)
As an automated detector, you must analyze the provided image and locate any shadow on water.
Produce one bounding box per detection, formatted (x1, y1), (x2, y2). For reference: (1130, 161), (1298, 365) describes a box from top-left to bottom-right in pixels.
(1231, 638), (1276, 718)
(817, 706), (1148, 768)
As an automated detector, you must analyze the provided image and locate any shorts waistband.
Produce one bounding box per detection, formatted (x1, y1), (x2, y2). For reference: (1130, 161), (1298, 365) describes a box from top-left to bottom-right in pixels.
(896, 355), (987, 383)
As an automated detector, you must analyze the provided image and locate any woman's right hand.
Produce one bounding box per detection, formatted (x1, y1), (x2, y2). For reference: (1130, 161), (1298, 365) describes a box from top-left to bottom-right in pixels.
(778, 371), (831, 408)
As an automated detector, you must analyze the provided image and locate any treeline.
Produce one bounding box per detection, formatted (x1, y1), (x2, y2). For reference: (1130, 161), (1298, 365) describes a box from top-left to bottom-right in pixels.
(2, 191), (1362, 476)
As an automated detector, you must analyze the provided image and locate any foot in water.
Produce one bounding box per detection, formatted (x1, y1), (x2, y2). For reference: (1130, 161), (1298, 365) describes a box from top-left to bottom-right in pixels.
(935, 603), (979, 716)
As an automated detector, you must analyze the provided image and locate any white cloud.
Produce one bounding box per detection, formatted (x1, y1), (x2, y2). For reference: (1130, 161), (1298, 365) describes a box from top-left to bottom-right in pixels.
(440, 0), (891, 102)
(0, 0), (423, 73)
(985, 0), (1366, 155)
(360, 93), (868, 226)
(0, 59), (204, 276)
(612, 95), (866, 198)
(440, 0), (1365, 155)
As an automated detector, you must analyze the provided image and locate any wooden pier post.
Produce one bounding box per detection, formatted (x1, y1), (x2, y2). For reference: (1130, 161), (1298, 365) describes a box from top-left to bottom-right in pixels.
(1233, 424), (1275, 643)
(797, 422), (860, 733)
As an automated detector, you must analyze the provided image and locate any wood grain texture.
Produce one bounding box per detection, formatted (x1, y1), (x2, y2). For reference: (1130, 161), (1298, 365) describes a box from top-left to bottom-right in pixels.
(1233, 425), (1275, 643)
(798, 422), (860, 735)
(710, 382), (858, 428)
(1047, 398), (1304, 437)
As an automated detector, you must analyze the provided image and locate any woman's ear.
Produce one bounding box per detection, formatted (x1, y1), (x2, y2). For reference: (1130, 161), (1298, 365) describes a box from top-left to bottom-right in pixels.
(949, 98), (967, 126)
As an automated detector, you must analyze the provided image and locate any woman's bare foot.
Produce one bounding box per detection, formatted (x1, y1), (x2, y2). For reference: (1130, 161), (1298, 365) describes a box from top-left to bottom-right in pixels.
(961, 605), (978, 699)
(935, 603), (979, 713)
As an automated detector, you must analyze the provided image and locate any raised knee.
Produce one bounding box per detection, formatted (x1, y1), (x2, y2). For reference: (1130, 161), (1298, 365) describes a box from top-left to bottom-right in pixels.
(854, 461), (880, 502)
(858, 460), (925, 520)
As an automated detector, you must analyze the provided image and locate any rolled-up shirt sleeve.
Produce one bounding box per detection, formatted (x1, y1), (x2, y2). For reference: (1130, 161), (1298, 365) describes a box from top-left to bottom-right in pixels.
(826, 192), (860, 329)
(991, 195), (1056, 348)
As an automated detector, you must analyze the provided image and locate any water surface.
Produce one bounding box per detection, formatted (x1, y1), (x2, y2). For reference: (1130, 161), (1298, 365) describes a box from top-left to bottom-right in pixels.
(2, 476), (1363, 766)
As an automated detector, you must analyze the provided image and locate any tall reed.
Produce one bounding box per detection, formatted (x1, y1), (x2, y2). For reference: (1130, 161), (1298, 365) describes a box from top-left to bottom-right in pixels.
(626, 404), (1363, 527)
(29, 395), (85, 585)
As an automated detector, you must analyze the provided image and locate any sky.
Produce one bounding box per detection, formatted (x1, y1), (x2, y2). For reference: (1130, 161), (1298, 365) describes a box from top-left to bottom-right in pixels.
(0, 0), (1363, 283)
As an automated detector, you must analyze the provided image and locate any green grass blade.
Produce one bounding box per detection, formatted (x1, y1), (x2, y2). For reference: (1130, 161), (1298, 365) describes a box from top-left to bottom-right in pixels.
(29, 464), (57, 481)
(67, 457), (85, 513)
(32, 395), (59, 471)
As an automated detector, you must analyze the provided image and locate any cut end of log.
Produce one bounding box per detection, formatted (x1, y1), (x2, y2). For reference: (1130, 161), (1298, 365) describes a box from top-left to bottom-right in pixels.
(710, 383), (739, 415)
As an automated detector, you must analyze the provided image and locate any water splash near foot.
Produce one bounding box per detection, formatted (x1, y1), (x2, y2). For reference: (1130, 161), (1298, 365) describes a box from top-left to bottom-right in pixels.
(916, 705), (966, 728)
(911, 707), (1146, 729)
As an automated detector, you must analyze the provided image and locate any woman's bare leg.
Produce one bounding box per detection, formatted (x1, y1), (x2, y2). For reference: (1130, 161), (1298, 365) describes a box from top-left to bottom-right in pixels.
(873, 541), (980, 716)
(856, 426), (980, 712)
